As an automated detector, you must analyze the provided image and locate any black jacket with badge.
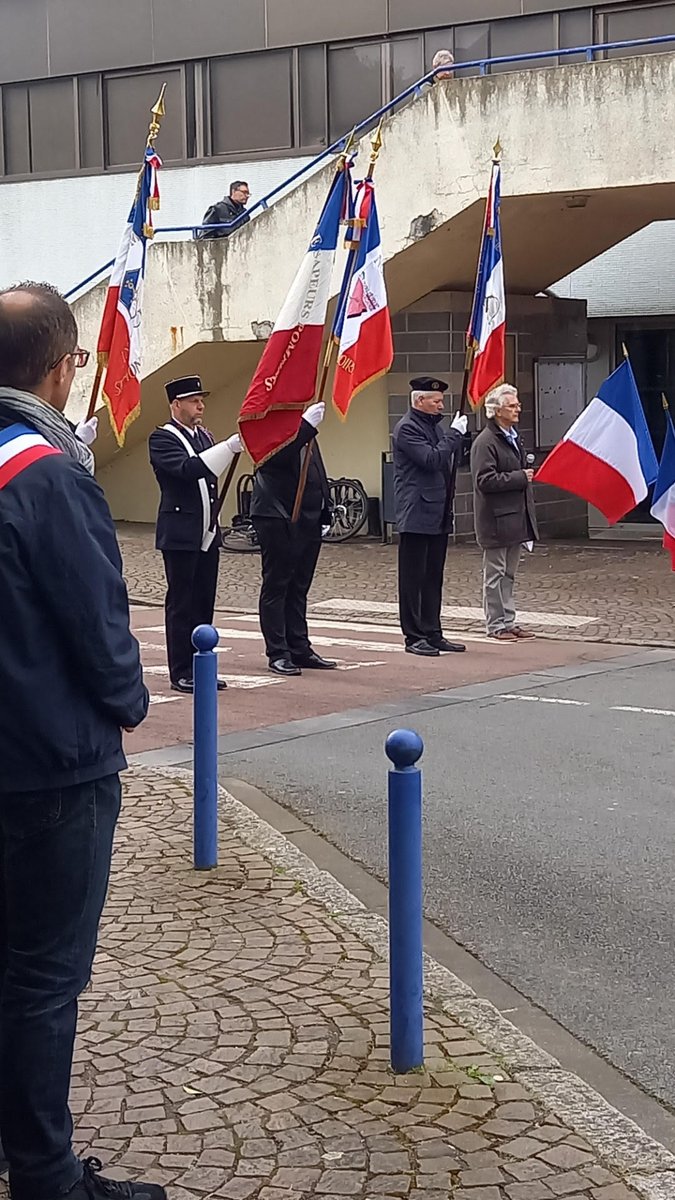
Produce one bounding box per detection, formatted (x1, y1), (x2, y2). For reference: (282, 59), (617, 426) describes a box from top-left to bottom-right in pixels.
(249, 419), (331, 527)
(471, 418), (538, 549)
(148, 420), (219, 551)
(196, 196), (249, 239)
(392, 408), (462, 535)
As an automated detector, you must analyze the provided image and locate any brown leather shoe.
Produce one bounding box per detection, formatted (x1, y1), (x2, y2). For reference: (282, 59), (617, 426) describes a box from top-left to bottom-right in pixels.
(488, 630), (518, 642)
(511, 626), (536, 639)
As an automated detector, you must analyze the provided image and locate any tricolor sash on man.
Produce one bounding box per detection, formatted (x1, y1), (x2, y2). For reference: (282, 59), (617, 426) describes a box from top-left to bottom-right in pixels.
(466, 157), (506, 408)
(650, 407), (675, 569)
(238, 161), (353, 466)
(535, 359), (659, 523)
(332, 179), (393, 418)
(97, 145), (162, 446)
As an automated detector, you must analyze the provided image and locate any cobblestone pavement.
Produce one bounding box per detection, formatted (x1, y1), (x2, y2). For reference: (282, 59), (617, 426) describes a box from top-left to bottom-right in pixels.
(118, 526), (674, 646)
(5, 768), (670, 1200)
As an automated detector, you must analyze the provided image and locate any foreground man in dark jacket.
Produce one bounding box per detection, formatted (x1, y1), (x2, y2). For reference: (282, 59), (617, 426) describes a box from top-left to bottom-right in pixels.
(0, 283), (162, 1200)
(392, 376), (468, 656)
(250, 401), (335, 675)
(471, 383), (538, 641)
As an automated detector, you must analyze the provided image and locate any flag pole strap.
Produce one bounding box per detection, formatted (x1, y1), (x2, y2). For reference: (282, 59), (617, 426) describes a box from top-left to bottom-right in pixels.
(291, 119), (385, 524)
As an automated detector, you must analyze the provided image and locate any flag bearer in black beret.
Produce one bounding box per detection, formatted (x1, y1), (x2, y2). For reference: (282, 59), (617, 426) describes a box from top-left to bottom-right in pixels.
(391, 376), (468, 656)
(149, 376), (242, 693)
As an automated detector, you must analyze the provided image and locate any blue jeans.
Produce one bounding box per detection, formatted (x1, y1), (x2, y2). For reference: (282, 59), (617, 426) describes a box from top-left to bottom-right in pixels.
(0, 775), (121, 1200)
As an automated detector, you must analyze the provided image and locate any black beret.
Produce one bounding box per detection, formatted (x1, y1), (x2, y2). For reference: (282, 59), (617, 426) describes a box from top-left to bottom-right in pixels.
(409, 376), (448, 393)
(165, 376), (210, 402)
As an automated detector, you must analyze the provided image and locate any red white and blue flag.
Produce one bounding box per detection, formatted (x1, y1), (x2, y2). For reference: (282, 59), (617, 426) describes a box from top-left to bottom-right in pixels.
(467, 160), (505, 408)
(0, 424), (60, 490)
(332, 180), (393, 417)
(535, 359), (659, 523)
(650, 409), (675, 569)
(239, 162), (353, 465)
(97, 146), (162, 446)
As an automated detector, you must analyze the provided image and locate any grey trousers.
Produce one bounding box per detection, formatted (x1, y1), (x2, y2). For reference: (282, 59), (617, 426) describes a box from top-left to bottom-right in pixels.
(483, 545), (522, 633)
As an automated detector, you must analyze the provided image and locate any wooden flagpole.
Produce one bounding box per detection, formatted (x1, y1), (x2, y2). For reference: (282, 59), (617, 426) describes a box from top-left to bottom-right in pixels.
(291, 120), (384, 524)
(85, 85), (167, 422)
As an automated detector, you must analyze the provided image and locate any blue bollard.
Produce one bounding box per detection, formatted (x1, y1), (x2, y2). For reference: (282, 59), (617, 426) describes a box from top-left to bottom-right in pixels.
(385, 728), (425, 1073)
(192, 623), (219, 870)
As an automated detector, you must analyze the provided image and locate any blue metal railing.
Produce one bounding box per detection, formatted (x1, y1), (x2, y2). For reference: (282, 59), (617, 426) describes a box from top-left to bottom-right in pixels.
(64, 33), (675, 301)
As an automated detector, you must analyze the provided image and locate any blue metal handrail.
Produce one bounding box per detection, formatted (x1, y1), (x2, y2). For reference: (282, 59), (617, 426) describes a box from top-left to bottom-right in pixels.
(64, 33), (675, 300)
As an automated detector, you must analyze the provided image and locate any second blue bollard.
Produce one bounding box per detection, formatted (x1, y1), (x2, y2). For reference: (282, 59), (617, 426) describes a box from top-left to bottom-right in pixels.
(192, 623), (219, 870)
(385, 728), (424, 1073)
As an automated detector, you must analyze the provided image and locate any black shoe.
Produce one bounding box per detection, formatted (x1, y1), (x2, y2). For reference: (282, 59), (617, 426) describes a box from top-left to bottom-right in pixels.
(431, 638), (466, 653)
(216, 678), (228, 690)
(170, 677), (194, 693)
(292, 651), (337, 670)
(405, 639), (440, 657)
(66, 1157), (166, 1200)
(269, 657), (302, 676)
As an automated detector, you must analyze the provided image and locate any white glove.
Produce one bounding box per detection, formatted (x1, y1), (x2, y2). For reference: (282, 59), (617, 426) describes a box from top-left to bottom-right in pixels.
(303, 402), (325, 429)
(199, 436), (238, 476)
(226, 433), (243, 454)
(450, 413), (468, 434)
(75, 416), (98, 446)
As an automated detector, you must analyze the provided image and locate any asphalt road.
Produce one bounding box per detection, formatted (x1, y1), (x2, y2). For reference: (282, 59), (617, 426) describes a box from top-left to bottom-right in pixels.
(217, 652), (675, 1112)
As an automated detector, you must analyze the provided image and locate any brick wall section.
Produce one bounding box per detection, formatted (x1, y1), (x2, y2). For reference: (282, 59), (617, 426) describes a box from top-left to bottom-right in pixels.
(388, 291), (589, 542)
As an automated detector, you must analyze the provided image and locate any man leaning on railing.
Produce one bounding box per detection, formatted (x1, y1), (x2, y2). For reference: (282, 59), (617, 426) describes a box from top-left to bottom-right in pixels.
(196, 179), (251, 239)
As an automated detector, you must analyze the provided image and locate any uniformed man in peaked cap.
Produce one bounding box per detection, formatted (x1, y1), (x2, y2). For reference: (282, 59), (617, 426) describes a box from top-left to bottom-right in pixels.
(391, 376), (468, 656)
(149, 375), (242, 692)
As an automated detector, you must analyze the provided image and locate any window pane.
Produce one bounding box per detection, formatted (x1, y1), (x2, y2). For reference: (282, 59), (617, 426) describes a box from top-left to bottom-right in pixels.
(2, 83), (30, 176)
(210, 51), (293, 154)
(79, 75), (104, 170)
(490, 14), (556, 72)
(453, 23), (489, 76)
(29, 78), (76, 174)
(391, 35), (424, 97)
(104, 68), (184, 168)
(424, 26), (455, 65)
(603, 3), (675, 54)
(299, 44), (327, 148)
(559, 9), (593, 64)
(328, 42), (383, 144)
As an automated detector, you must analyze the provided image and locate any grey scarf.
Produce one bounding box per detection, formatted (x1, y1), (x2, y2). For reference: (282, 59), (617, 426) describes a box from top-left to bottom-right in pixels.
(0, 386), (95, 475)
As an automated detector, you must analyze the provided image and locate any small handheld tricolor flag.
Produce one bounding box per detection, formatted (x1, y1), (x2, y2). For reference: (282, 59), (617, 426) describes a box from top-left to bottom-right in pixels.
(332, 178), (393, 418)
(238, 156), (354, 465)
(96, 88), (166, 446)
(650, 401), (675, 570)
(466, 151), (506, 409)
(535, 358), (659, 523)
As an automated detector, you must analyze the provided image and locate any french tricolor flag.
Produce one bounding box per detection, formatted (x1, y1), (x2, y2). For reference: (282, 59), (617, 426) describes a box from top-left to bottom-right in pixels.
(535, 360), (659, 523)
(332, 180), (393, 417)
(97, 146), (161, 446)
(239, 162), (353, 465)
(467, 159), (505, 409)
(650, 410), (675, 570)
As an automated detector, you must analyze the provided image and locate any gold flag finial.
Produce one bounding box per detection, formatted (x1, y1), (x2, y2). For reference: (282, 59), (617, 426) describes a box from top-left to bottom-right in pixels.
(621, 342), (629, 360)
(147, 83), (167, 146)
(662, 392), (670, 411)
(369, 118), (384, 168)
(493, 137), (502, 160)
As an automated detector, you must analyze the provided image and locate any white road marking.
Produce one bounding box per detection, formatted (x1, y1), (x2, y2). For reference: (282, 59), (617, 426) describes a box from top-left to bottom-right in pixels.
(611, 705), (675, 718)
(142, 664), (281, 688)
(499, 694), (589, 706)
(148, 694), (181, 705)
(312, 597), (596, 629)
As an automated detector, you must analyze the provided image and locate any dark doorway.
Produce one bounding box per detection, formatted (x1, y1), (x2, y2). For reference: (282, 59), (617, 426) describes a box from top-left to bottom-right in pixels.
(615, 325), (671, 522)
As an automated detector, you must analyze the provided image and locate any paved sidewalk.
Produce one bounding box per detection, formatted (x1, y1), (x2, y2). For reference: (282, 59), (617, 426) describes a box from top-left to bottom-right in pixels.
(6, 768), (672, 1200)
(118, 526), (674, 647)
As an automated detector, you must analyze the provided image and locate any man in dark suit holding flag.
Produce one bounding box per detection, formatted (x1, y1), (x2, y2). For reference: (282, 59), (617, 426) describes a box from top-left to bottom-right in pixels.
(149, 375), (241, 693)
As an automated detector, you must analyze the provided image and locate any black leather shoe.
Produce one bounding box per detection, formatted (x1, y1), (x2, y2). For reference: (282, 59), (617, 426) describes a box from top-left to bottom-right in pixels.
(405, 640), (440, 657)
(431, 638), (466, 653)
(170, 677), (194, 693)
(269, 657), (302, 676)
(216, 678), (228, 690)
(292, 651), (337, 670)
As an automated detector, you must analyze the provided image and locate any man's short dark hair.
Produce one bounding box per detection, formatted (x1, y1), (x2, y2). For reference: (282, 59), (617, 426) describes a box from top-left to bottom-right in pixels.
(0, 281), (78, 392)
(229, 180), (248, 196)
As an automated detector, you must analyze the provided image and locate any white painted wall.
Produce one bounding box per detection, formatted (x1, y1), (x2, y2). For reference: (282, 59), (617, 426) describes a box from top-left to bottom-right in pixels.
(0, 154), (313, 296)
(553, 220), (675, 317)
